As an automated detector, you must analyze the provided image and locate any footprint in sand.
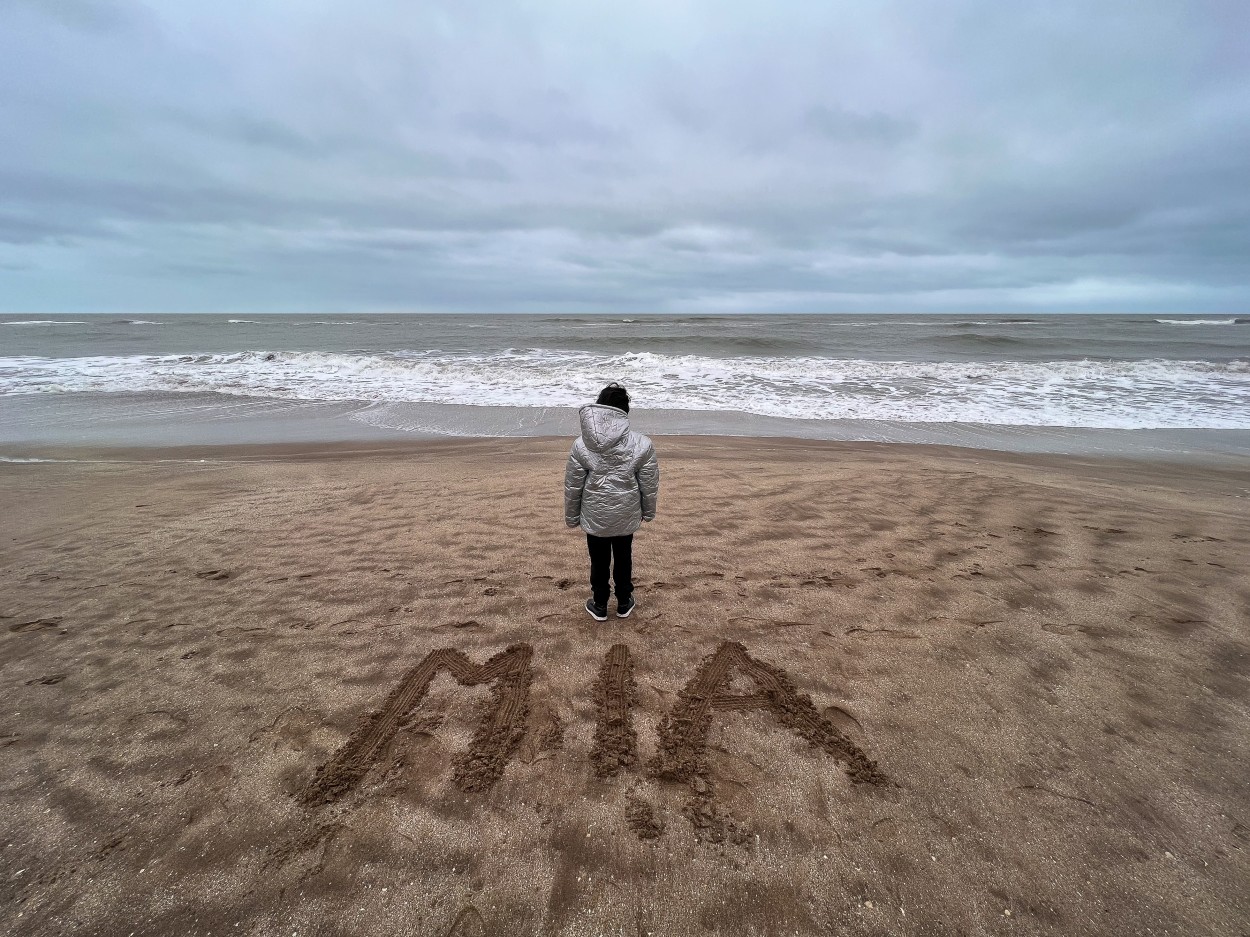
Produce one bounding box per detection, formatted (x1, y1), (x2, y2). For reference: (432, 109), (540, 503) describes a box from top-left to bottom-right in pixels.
(730, 615), (814, 629)
(845, 626), (921, 639)
(823, 704), (864, 738)
(25, 673), (67, 686)
(195, 569), (231, 581)
(9, 617), (63, 633)
(126, 710), (189, 735)
(1042, 622), (1123, 638)
(444, 907), (486, 937)
(434, 620), (485, 632)
(1043, 623), (1081, 636)
(248, 706), (319, 752)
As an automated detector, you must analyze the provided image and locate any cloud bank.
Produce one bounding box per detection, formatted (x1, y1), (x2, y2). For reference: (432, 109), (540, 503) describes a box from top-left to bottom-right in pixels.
(2, 0), (1248, 313)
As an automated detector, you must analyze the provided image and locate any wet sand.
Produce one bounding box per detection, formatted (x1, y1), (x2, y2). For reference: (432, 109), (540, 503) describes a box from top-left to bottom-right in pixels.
(1, 437), (1248, 936)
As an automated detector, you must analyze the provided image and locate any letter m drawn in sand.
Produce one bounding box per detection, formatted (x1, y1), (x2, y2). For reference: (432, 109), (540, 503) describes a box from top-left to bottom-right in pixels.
(301, 644), (533, 805)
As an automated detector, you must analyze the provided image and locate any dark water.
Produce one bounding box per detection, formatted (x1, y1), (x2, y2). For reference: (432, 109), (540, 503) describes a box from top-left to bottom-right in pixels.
(4, 312), (1248, 361)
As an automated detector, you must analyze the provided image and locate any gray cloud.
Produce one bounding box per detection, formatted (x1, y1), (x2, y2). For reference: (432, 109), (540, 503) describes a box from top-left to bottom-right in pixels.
(1, 0), (1248, 312)
(10, 0), (139, 33)
(803, 106), (916, 146)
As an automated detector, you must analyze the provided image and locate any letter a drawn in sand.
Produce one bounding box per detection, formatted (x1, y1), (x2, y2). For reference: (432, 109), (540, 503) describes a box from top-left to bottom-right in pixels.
(590, 641), (884, 843)
(301, 644), (532, 805)
(651, 641), (885, 791)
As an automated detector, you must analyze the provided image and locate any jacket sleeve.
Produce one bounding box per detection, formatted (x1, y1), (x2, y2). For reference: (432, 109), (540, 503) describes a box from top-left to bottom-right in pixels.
(564, 446), (588, 527)
(637, 443), (659, 521)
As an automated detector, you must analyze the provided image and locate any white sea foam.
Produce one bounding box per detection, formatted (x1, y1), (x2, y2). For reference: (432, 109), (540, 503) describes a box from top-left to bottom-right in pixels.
(1154, 318), (1238, 326)
(123, 319), (162, 325)
(967, 319), (1040, 326)
(2, 349), (1248, 429)
(3, 320), (87, 326)
(227, 319), (257, 324)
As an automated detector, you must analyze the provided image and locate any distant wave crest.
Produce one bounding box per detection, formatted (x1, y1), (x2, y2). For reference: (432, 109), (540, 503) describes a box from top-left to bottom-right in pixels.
(3, 320), (87, 326)
(1154, 318), (1240, 326)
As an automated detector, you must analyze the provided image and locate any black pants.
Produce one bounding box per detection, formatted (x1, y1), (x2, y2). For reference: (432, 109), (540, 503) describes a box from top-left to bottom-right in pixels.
(587, 534), (633, 607)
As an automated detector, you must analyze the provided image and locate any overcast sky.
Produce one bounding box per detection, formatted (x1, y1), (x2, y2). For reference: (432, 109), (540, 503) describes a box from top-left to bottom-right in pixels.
(2, 0), (1248, 314)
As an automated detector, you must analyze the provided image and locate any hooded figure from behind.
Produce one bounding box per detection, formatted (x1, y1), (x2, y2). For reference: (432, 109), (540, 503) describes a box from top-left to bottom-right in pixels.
(564, 383), (659, 619)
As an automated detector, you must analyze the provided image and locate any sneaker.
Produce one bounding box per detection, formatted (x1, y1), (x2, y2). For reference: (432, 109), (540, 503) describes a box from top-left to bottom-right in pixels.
(617, 596), (635, 618)
(585, 598), (608, 621)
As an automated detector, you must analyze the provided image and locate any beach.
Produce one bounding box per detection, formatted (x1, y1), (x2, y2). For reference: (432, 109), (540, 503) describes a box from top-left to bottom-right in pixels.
(2, 436), (1248, 936)
(9, 0), (1250, 931)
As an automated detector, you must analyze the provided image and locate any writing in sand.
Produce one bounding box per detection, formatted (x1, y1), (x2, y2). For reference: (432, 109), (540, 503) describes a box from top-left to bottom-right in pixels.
(297, 640), (887, 844)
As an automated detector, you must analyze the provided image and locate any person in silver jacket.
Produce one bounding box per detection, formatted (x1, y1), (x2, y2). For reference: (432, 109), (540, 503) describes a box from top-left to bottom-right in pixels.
(564, 383), (660, 621)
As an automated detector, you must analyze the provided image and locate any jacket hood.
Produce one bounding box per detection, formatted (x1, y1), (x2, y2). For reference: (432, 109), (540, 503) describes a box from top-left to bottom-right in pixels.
(579, 403), (630, 452)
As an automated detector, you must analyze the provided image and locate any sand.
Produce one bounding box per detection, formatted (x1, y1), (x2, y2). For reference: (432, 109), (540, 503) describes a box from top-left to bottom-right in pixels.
(1, 437), (1248, 936)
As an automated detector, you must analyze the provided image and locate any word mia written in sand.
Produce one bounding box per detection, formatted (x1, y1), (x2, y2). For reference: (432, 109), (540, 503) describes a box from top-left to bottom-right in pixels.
(299, 641), (886, 841)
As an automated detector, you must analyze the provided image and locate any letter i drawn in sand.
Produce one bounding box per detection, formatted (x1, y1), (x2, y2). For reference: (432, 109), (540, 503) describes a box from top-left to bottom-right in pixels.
(590, 643), (666, 840)
(590, 643), (639, 778)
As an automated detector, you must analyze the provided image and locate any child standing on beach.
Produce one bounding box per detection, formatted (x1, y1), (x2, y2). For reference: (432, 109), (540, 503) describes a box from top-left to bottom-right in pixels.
(564, 383), (660, 621)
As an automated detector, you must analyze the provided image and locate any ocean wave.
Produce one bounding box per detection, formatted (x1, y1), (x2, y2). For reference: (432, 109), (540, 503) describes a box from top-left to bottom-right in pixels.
(120, 319), (162, 325)
(542, 315), (738, 324)
(3, 320), (87, 326)
(558, 334), (816, 353)
(952, 319), (1040, 327)
(227, 319), (257, 324)
(936, 333), (1031, 348)
(2, 349), (1248, 430)
(1154, 318), (1240, 326)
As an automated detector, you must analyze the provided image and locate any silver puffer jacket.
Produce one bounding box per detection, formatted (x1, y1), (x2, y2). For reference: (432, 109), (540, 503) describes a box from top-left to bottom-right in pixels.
(564, 404), (660, 537)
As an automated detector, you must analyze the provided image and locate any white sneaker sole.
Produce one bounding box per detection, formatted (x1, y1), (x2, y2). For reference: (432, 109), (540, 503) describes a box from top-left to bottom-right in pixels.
(586, 604), (608, 622)
(617, 605), (634, 618)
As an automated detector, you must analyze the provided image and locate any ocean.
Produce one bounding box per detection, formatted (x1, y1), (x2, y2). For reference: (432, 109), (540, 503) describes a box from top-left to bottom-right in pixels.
(2, 313), (1249, 458)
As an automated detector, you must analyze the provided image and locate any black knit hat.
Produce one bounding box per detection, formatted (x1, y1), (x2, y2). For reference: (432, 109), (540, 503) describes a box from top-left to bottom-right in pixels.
(596, 382), (631, 413)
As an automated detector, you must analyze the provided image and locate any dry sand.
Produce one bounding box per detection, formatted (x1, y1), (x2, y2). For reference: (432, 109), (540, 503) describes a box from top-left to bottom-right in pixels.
(1, 437), (1248, 936)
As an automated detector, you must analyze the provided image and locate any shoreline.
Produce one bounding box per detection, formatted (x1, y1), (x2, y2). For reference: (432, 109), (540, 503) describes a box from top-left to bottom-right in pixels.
(4, 392), (1250, 464)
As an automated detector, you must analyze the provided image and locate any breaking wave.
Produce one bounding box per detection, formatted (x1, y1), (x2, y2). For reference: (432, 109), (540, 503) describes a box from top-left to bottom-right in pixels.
(2, 349), (1248, 430)
(1154, 318), (1241, 326)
